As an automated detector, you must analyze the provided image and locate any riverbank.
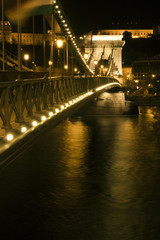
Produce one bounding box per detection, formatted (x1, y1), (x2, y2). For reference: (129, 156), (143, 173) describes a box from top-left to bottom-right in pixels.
(126, 95), (160, 106)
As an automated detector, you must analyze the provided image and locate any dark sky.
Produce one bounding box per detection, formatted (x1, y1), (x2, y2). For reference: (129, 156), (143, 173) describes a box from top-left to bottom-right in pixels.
(60, 0), (160, 35)
(2, 0), (160, 35)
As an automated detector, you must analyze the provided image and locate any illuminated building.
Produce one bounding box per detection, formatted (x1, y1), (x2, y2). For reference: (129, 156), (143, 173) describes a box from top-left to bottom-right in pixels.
(132, 59), (160, 85)
(98, 29), (153, 39)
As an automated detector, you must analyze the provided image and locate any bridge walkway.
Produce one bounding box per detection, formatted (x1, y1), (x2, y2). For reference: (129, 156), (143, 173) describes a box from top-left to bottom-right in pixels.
(0, 75), (121, 165)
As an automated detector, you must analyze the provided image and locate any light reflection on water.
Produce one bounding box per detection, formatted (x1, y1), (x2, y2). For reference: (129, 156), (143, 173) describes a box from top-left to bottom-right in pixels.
(0, 92), (160, 239)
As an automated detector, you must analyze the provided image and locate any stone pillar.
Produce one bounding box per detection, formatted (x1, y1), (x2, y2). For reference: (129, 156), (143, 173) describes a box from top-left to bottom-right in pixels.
(84, 35), (125, 76)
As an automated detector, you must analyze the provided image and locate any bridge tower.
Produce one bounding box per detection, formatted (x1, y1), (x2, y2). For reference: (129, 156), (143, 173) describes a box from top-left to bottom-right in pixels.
(82, 34), (125, 78)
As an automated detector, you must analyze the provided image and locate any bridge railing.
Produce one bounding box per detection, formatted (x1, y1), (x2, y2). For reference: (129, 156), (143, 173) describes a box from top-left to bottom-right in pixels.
(0, 75), (118, 136)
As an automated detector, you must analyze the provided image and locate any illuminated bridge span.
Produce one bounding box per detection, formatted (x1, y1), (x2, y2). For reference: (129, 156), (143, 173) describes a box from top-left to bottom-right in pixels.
(0, 0), (121, 164)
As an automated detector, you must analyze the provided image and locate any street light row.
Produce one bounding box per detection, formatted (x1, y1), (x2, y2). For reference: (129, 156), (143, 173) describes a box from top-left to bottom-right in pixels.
(52, 0), (94, 75)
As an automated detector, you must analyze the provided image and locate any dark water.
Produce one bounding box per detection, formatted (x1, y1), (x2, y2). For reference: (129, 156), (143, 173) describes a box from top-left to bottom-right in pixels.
(1, 92), (160, 240)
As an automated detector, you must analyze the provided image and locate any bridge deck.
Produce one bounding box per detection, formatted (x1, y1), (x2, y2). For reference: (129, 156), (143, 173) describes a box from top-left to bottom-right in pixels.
(0, 75), (121, 166)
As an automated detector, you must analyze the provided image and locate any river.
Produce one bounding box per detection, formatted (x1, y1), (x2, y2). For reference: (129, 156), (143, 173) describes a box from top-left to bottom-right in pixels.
(0, 91), (160, 240)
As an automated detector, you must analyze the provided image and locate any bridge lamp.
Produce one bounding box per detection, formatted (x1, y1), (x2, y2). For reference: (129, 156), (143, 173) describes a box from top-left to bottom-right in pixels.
(49, 111), (54, 117)
(84, 53), (89, 60)
(41, 116), (47, 121)
(65, 103), (69, 108)
(24, 54), (30, 61)
(94, 60), (98, 65)
(21, 126), (27, 133)
(56, 39), (64, 48)
(49, 60), (53, 66)
(32, 120), (38, 127)
(61, 105), (64, 110)
(55, 108), (60, 113)
(64, 65), (68, 70)
(6, 133), (14, 141)
(74, 67), (78, 72)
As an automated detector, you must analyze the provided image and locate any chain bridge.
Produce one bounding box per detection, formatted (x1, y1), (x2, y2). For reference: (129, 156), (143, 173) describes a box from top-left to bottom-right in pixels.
(0, 0), (122, 165)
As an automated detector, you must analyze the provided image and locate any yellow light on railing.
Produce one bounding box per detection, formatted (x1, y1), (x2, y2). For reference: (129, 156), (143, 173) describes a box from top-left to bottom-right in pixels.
(21, 126), (27, 133)
(41, 116), (47, 121)
(55, 108), (59, 113)
(32, 120), (38, 127)
(49, 112), (54, 117)
(65, 103), (69, 107)
(6, 133), (14, 141)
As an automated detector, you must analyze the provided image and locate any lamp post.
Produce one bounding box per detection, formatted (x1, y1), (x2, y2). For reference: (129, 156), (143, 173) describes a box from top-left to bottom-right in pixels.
(56, 39), (64, 74)
(23, 53), (30, 67)
(49, 60), (53, 78)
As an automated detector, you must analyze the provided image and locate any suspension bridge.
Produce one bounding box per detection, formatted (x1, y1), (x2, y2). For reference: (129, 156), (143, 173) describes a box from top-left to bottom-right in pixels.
(0, 0), (122, 165)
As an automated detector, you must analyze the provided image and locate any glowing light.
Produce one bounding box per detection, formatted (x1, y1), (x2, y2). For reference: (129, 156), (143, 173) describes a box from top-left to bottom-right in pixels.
(84, 53), (89, 60)
(55, 108), (59, 113)
(69, 100), (73, 105)
(65, 103), (69, 107)
(32, 120), (38, 127)
(24, 54), (29, 60)
(92, 35), (123, 41)
(64, 65), (68, 69)
(49, 112), (54, 117)
(49, 60), (53, 66)
(21, 126), (27, 133)
(56, 39), (64, 48)
(95, 82), (121, 92)
(61, 105), (64, 110)
(6, 133), (14, 141)
(41, 116), (47, 121)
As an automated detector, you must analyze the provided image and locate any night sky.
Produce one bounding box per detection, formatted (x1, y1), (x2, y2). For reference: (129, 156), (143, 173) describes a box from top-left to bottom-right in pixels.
(2, 0), (160, 36)
(60, 0), (160, 35)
